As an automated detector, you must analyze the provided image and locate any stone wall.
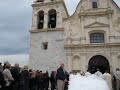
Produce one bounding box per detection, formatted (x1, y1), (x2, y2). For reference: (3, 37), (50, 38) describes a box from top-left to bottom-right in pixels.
(29, 31), (67, 72)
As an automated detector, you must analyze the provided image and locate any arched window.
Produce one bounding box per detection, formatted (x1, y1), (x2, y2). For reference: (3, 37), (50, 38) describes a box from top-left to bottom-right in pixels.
(92, 2), (98, 9)
(38, 11), (44, 29)
(90, 33), (104, 43)
(48, 9), (56, 28)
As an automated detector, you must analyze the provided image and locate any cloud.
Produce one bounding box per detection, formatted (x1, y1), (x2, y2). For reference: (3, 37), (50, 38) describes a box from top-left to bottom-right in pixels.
(64, 0), (80, 15)
(0, 0), (32, 55)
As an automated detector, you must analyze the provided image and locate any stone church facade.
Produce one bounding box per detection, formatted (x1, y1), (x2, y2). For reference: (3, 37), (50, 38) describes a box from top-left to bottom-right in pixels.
(29, 0), (120, 73)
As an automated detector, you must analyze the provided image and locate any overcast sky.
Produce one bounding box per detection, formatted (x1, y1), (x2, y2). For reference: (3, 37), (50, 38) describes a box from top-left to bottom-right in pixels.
(0, 0), (119, 55)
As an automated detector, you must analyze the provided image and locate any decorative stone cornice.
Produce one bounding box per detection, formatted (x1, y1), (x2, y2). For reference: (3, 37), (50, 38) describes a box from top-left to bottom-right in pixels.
(32, 1), (63, 7)
(80, 53), (87, 56)
(64, 43), (120, 49)
(66, 53), (73, 56)
(110, 52), (118, 56)
(79, 10), (114, 17)
(29, 28), (64, 33)
(80, 37), (86, 40)
(109, 36), (120, 39)
(84, 21), (109, 28)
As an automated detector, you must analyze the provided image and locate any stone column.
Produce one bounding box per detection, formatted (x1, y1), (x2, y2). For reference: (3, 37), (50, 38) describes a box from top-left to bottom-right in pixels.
(108, 12), (114, 43)
(117, 56), (120, 69)
(109, 13), (114, 40)
(44, 13), (48, 29)
(66, 52), (73, 73)
(66, 38), (72, 44)
(80, 15), (86, 44)
(80, 37), (86, 44)
(56, 12), (62, 28)
(111, 52), (118, 73)
(80, 53), (87, 72)
(32, 13), (38, 30)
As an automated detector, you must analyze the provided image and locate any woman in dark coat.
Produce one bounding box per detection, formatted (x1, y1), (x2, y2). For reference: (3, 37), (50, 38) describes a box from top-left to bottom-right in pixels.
(64, 72), (69, 90)
(0, 66), (5, 90)
(43, 72), (49, 90)
(37, 72), (43, 90)
(50, 71), (56, 90)
(19, 70), (24, 90)
(29, 70), (38, 90)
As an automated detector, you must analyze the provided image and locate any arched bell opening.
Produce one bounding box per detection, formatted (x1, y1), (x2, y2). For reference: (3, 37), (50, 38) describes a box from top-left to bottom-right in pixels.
(48, 9), (56, 28)
(38, 10), (44, 29)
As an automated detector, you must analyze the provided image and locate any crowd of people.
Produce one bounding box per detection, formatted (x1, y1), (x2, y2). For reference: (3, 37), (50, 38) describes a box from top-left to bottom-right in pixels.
(0, 62), (120, 90)
(0, 62), (69, 90)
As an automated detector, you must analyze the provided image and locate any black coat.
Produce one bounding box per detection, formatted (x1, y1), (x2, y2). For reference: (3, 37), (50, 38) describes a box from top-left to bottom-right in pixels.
(19, 70), (29, 90)
(56, 67), (66, 81)
(50, 74), (56, 83)
(0, 72), (5, 87)
(11, 67), (20, 82)
(29, 77), (38, 88)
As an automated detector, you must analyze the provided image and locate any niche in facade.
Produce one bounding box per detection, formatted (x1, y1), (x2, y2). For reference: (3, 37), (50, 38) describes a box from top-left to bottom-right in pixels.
(42, 42), (48, 50)
(48, 9), (56, 28)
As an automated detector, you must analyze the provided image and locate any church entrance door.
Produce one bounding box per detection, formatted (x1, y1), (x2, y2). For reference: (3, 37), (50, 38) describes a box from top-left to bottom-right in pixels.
(88, 55), (110, 74)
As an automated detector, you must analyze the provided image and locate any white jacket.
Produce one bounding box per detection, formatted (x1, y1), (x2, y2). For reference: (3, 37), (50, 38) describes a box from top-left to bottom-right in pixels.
(3, 68), (14, 86)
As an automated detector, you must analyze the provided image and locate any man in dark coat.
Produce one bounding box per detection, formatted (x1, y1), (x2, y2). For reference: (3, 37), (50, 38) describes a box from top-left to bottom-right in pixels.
(43, 72), (49, 90)
(36, 71), (43, 90)
(56, 63), (67, 90)
(11, 63), (20, 90)
(50, 71), (56, 90)
(20, 65), (29, 90)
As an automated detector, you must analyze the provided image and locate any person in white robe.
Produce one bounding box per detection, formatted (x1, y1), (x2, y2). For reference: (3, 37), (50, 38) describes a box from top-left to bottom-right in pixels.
(85, 70), (91, 77)
(95, 69), (103, 79)
(103, 71), (112, 90)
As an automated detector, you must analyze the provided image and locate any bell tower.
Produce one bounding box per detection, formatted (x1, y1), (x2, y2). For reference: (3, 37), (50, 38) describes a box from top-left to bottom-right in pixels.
(31, 0), (69, 30)
(29, 0), (69, 71)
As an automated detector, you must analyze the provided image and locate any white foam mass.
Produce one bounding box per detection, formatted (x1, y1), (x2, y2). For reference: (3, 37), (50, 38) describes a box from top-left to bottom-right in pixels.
(68, 74), (109, 90)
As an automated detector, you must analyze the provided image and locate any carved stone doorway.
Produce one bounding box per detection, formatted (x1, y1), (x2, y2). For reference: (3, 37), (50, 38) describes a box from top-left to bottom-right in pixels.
(88, 55), (110, 74)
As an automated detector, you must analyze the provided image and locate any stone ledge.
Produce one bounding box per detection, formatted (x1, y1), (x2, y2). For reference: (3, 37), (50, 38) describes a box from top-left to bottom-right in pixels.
(79, 10), (114, 16)
(29, 28), (64, 33)
(32, 1), (63, 7)
(64, 43), (120, 48)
